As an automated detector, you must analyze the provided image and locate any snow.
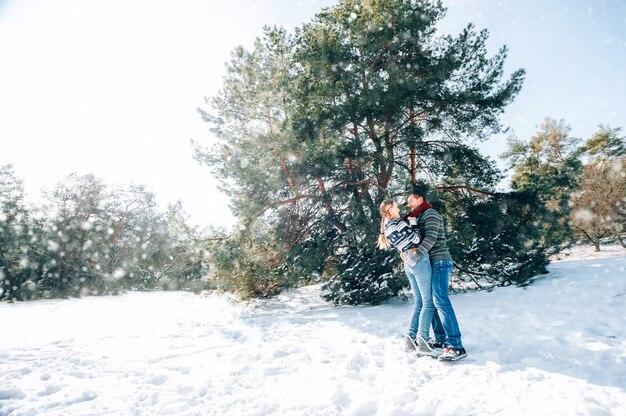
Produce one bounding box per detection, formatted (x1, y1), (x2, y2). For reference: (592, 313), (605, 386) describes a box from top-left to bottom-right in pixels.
(1, 249), (625, 416)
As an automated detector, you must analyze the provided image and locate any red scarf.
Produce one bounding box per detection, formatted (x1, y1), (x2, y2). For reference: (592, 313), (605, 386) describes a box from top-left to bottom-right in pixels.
(402, 201), (432, 222)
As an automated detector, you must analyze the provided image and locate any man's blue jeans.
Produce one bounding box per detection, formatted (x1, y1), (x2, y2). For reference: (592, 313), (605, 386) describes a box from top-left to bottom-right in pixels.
(404, 253), (436, 341)
(431, 259), (463, 349)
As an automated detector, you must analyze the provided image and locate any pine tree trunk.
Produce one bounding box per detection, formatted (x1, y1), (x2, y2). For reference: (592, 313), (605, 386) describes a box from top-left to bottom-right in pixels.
(409, 147), (416, 186)
(316, 177), (346, 233)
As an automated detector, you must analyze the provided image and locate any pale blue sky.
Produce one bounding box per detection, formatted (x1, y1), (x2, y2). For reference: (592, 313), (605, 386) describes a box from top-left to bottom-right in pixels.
(0, 0), (624, 227)
(438, 0), (626, 153)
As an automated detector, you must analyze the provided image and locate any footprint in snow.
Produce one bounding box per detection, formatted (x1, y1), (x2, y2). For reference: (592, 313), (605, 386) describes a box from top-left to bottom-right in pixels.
(147, 374), (168, 385)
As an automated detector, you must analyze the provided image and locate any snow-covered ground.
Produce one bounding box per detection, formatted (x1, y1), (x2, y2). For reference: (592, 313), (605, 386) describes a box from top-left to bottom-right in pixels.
(1, 248), (625, 416)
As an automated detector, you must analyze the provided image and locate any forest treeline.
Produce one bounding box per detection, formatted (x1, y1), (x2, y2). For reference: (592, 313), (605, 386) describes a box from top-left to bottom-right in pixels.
(2, 0), (624, 303)
(0, 170), (210, 301)
(197, 116), (625, 303)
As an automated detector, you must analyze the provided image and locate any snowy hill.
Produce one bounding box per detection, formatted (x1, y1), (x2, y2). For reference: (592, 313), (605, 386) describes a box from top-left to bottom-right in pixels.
(1, 248), (625, 416)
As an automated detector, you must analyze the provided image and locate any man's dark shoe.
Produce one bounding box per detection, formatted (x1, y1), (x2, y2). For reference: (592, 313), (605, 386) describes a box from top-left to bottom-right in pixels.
(438, 347), (467, 362)
(427, 339), (445, 350)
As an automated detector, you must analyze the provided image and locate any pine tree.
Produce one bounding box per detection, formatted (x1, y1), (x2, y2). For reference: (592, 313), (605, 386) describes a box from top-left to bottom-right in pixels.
(501, 117), (582, 261)
(197, 0), (526, 303)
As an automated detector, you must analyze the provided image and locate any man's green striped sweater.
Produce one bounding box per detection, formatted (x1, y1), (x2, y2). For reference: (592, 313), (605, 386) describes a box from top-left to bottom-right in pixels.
(414, 208), (452, 262)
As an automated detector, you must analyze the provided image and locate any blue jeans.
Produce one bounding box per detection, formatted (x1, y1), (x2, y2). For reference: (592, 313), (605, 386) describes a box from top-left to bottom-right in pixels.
(404, 253), (435, 341)
(431, 259), (463, 349)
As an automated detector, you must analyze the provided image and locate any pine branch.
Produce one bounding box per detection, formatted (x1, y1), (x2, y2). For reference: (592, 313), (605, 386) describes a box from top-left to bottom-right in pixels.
(279, 156), (298, 196)
(205, 236), (229, 241)
(369, 16), (396, 71)
(436, 186), (496, 196)
(257, 194), (319, 216)
(391, 108), (429, 134)
(452, 264), (487, 289)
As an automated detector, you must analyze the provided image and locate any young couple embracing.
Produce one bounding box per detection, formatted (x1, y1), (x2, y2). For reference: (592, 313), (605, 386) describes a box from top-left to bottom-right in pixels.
(378, 187), (467, 362)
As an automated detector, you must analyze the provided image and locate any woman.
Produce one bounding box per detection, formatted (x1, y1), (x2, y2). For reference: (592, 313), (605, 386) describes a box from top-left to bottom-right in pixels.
(378, 199), (438, 356)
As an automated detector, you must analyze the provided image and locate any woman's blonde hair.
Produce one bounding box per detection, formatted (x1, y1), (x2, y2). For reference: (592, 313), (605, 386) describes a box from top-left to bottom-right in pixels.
(377, 199), (395, 250)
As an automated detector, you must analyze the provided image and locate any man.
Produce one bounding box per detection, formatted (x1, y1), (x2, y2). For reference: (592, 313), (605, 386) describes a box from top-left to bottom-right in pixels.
(404, 187), (467, 362)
